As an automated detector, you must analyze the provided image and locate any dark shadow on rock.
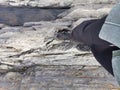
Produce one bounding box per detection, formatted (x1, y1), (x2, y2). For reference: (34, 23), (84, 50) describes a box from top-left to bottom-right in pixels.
(0, 5), (68, 26)
(76, 43), (91, 51)
(55, 29), (72, 40)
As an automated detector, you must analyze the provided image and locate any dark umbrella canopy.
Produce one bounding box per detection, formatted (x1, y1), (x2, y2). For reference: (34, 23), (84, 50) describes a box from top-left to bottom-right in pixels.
(71, 15), (119, 75)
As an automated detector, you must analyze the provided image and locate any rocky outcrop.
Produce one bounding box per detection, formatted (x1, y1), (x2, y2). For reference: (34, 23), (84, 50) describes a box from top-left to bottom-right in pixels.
(0, 0), (117, 26)
(0, 6), (67, 26)
(0, 0), (73, 8)
(0, 0), (116, 71)
(0, 0), (117, 7)
(0, 0), (119, 89)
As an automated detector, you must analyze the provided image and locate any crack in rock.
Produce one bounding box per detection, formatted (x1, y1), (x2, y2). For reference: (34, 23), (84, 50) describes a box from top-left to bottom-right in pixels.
(8, 48), (36, 58)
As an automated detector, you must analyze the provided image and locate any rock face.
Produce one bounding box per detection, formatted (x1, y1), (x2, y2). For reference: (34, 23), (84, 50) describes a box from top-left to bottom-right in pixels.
(0, 6), (67, 26)
(0, 20), (97, 67)
(0, 0), (119, 90)
(0, 0), (73, 7)
(0, 0), (117, 7)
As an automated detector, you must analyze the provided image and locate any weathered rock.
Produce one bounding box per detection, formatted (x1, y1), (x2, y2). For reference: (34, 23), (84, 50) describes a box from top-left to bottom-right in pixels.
(72, 0), (116, 6)
(0, 65), (118, 90)
(23, 20), (72, 27)
(6, 0), (73, 8)
(0, 6), (67, 26)
(0, 0), (118, 89)
(4, 72), (22, 82)
(59, 8), (111, 21)
(0, 20), (100, 67)
(0, 0), (117, 7)
(72, 18), (93, 29)
(0, 2), (115, 69)
(4, 21), (71, 51)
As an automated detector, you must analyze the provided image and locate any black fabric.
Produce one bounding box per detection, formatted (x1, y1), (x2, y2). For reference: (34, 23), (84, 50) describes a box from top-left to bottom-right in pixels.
(91, 45), (119, 75)
(72, 16), (120, 75)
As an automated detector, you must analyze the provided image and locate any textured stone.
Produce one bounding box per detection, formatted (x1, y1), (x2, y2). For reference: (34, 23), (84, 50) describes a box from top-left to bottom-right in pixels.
(0, 65), (118, 90)
(0, 6), (66, 26)
(72, 18), (93, 29)
(0, 65), (8, 70)
(4, 72), (22, 82)
(60, 8), (111, 21)
(4, 0), (73, 8)
(0, 0), (118, 89)
(0, 0), (117, 7)
(0, 20), (99, 67)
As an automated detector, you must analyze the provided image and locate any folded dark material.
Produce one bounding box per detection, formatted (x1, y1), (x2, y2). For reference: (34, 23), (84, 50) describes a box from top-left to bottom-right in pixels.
(72, 16), (120, 75)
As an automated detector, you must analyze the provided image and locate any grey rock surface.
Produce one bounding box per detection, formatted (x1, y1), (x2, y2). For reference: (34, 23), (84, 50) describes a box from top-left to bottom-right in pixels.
(0, 0), (117, 7)
(0, 65), (118, 90)
(0, 0), (118, 89)
(0, 6), (67, 26)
